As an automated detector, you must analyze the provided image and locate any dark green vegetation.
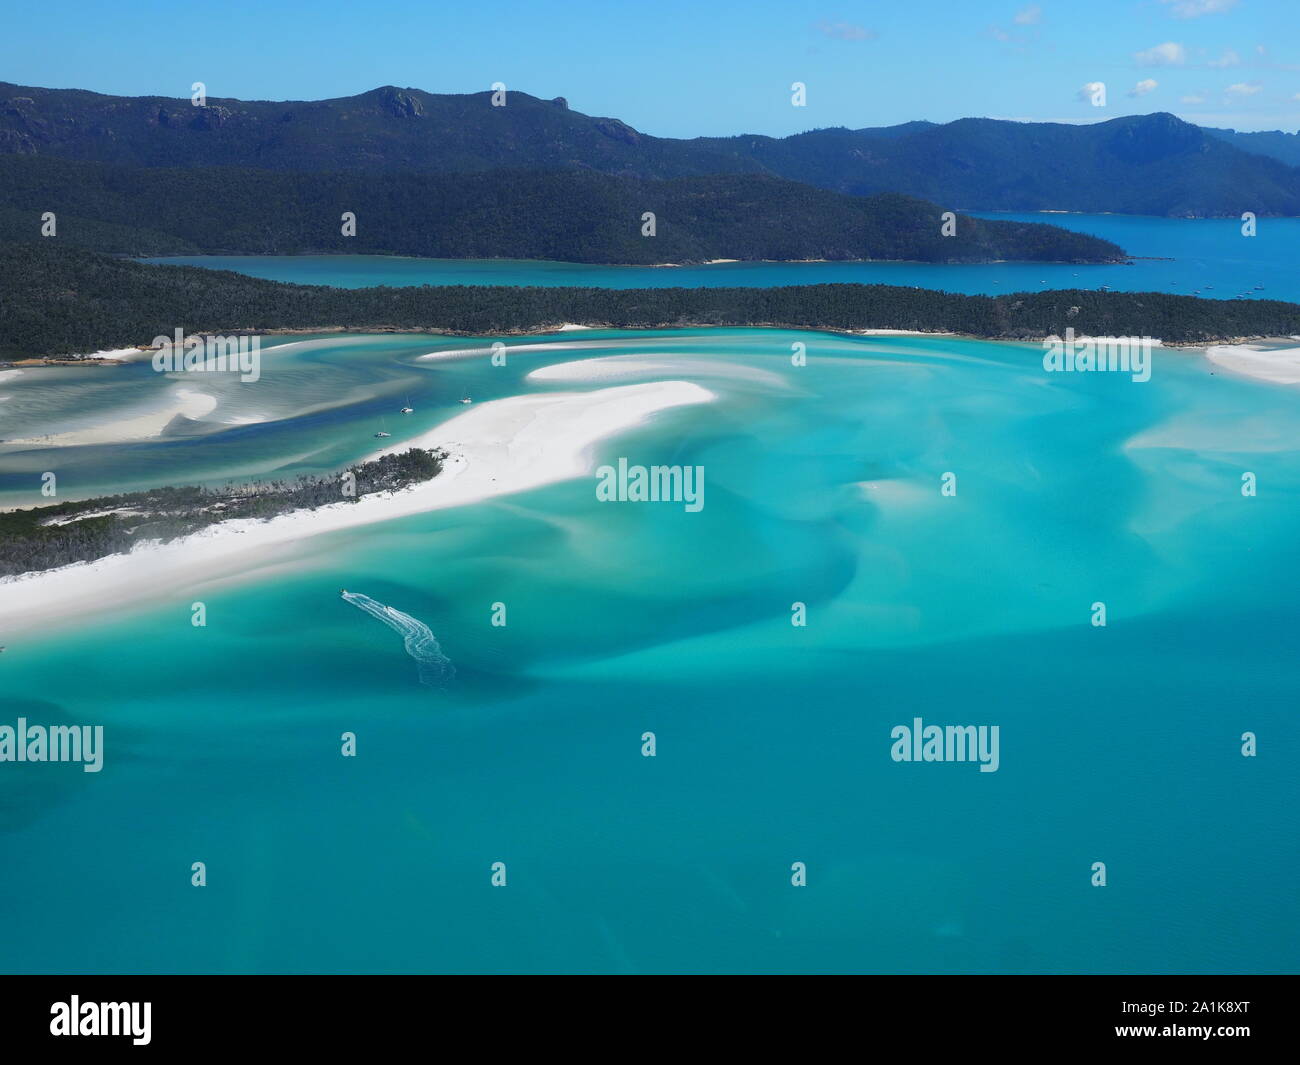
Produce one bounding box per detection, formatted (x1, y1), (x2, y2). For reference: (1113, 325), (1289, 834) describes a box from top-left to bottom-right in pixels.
(2, 242), (1297, 359)
(0, 448), (444, 578)
(3, 82), (1298, 216)
(0, 155), (1123, 264)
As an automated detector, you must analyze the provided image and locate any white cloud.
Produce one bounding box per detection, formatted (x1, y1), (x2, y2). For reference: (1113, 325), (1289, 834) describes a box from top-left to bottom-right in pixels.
(1208, 49), (1241, 68)
(1160, 0), (1238, 17)
(1225, 82), (1263, 97)
(989, 8), (1043, 46)
(815, 20), (875, 41)
(1128, 79), (1159, 98)
(1076, 81), (1106, 104)
(1181, 94), (1207, 104)
(1135, 42), (1187, 66)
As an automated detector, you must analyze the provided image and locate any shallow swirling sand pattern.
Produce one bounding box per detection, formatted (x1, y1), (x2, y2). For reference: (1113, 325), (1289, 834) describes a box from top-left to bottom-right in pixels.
(0, 328), (1296, 973)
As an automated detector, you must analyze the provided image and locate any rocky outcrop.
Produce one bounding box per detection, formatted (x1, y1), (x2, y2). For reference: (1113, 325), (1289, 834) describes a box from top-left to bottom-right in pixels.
(188, 105), (234, 131)
(595, 118), (639, 145)
(378, 88), (423, 119)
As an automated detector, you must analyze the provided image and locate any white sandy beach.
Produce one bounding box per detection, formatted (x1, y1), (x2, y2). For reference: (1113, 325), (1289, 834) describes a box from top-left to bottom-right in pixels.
(853, 328), (960, 337)
(0, 380), (714, 635)
(93, 347), (154, 363)
(1204, 343), (1300, 386)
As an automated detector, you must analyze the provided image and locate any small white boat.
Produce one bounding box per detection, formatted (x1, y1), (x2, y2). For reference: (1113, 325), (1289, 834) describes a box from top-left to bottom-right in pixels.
(374, 430), (391, 438)
(400, 406), (414, 414)
(460, 397), (473, 405)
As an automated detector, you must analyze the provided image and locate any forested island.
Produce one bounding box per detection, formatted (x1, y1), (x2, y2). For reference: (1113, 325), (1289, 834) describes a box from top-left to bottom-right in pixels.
(0, 155), (1125, 265)
(0, 448), (444, 578)
(3, 242), (1299, 359)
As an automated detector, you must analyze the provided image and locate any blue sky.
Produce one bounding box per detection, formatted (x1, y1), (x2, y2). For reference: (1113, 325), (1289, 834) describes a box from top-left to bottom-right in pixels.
(2, 0), (1297, 136)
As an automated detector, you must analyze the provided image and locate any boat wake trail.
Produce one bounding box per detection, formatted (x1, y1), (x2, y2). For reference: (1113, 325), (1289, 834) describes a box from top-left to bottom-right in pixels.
(342, 591), (455, 689)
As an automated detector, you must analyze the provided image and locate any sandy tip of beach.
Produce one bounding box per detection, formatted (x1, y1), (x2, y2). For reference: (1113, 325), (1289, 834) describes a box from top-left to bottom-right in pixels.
(93, 347), (154, 362)
(0, 380), (715, 636)
(1204, 343), (1300, 386)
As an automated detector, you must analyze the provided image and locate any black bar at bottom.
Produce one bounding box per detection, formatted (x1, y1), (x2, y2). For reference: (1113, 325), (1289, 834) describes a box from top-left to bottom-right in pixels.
(0, 975), (1285, 1052)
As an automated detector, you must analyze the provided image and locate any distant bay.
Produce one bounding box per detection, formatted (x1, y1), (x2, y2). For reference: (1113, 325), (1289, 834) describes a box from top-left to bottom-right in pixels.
(144, 213), (1300, 302)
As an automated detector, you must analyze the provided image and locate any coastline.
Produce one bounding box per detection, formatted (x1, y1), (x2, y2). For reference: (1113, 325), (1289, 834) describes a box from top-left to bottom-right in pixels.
(11, 326), (1300, 390)
(10, 321), (1300, 398)
(10, 322), (1299, 369)
(0, 379), (715, 637)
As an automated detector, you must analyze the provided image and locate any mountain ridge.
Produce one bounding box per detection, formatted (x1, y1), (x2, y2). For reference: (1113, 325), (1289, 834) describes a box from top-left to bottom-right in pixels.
(3, 82), (1298, 216)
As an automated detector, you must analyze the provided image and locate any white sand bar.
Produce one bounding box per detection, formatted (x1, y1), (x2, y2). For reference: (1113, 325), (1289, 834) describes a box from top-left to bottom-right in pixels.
(4, 387), (220, 447)
(0, 381), (713, 636)
(527, 354), (792, 389)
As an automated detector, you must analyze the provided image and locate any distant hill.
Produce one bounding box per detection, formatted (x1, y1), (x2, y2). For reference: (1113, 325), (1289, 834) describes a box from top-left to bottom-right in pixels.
(1204, 126), (1300, 169)
(0, 155), (1125, 265)
(2, 82), (1298, 215)
(793, 113), (1300, 216)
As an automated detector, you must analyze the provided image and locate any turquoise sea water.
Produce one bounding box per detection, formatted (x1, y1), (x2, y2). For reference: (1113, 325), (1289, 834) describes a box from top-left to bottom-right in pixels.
(144, 213), (1300, 301)
(1, 329), (1297, 973)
